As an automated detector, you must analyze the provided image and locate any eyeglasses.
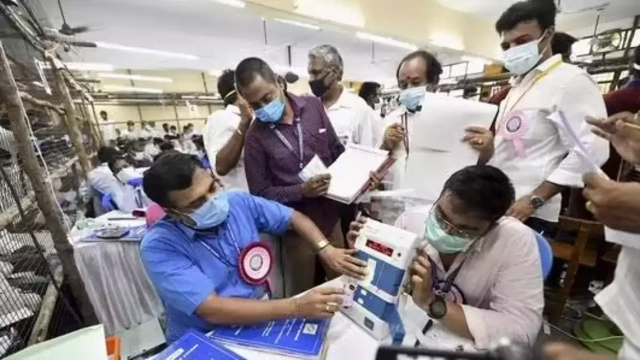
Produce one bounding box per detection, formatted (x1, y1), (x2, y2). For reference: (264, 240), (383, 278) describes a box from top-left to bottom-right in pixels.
(430, 205), (475, 239)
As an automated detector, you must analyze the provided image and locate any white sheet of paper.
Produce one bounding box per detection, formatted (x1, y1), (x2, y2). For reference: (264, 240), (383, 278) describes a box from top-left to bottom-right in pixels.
(298, 154), (329, 182)
(325, 144), (390, 204)
(605, 227), (640, 250)
(403, 93), (497, 201)
(5, 325), (108, 360)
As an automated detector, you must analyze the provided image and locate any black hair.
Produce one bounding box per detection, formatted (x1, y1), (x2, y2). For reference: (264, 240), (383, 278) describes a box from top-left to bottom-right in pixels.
(162, 123), (169, 129)
(551, 32), (577, 56)
(107, 156), (127, 174)
(126, 120), (135, 126)
(235, 57), (277, 94)
(143, 152), (204, 208)
(159, 141), (175, 152)
(358, 82), (381, 100)
(443, 165), (515, 222)
(495, 0), (557, 34)
(97, 146), (120, 164)
(395, 50), (443, 85)
(217, 69), (237, 107)
(276, 74), (288, 92)
(99, 110), (107, 115)
(480, 91), (490, 97)
(192, 135), (205, 150)
(170, 125), (177, 131)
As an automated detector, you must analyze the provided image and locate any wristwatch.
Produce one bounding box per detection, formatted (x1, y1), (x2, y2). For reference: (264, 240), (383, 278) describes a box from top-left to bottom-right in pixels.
(427, 295), (447, 319)
(529, 195), (546, 210)
(316, 239), (330, 253)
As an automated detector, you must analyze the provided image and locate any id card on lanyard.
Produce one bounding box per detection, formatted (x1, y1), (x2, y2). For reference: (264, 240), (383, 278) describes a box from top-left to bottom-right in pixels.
(497, 59), (563, 129)
(271, 119), (305, 169)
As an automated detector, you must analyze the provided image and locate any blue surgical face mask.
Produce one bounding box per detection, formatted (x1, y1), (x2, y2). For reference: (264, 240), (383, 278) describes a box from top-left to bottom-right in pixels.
(255, 97), (285, 123)
(185, 191), (229, 230)
(398, 86), (426, 111)
(502, 32), (549, 75)
(424, 210), (472, 254)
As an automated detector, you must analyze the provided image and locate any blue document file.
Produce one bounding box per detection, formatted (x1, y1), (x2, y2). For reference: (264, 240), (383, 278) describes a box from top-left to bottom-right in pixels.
(155, 330), (245, 360)
(208, 318), (329, 359)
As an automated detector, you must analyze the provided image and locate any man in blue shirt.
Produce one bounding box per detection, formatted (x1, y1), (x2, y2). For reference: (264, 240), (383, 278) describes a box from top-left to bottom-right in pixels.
(140, 152), (367, 343)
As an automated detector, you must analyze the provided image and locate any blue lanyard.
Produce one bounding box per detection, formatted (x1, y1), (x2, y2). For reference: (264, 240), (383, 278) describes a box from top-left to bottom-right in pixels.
(271, 120), (304, 169)
(428, 256), (467, 295)
(199, 227), (241, 268)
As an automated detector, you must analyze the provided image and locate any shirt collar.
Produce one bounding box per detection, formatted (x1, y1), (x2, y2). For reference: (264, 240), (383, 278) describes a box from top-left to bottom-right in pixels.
(328, 88), (352, 110)
(286, 92), (307, 116)
(225, 104), (240, 115)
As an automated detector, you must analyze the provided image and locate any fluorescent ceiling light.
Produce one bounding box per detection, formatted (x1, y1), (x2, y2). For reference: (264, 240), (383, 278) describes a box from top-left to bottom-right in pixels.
(103, 85), (163, 94)
(32, 81), (44, 87)
(275, 18), (320, 30)
(355, 32), (417, 51)
(209, 69), (223, 77)
(95, 42), (198, 60)
(210, 0), (245, 8)
(461, 56), (492, 65)
(97, 73), (173, 83)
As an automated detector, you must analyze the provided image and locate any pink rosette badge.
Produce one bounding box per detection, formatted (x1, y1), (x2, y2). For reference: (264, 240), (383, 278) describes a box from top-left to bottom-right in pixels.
(500, 110), (530, 158)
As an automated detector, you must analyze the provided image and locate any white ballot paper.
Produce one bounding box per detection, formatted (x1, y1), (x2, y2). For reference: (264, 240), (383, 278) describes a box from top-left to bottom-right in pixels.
(325, 144), (393, 204)
(404, 93), (497, 201)
(554, 111), (640, 250)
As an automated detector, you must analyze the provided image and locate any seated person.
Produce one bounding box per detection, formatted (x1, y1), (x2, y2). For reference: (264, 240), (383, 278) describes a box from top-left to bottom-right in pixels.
(88, 146), (121, 196)
(108, 156), (152, 212)
(124, 139), (152, 168)
(140, 152), (367, 343)
(347, 165), (543, 347)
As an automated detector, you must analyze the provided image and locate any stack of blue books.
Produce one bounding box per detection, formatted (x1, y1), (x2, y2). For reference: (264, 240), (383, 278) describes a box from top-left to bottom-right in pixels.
(154, 330), (245, 360)
(208, 318), (330, 359)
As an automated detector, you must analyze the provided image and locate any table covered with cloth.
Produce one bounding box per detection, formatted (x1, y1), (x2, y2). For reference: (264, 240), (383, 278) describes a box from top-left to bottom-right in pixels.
(70, 211), (164, 335)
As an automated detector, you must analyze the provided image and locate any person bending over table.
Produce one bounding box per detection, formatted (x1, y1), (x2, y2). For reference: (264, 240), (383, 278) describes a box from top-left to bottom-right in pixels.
(347, 165), (543, 348)
(140, 152), (367, 344)
(107, 156), (152, 212)
(237, 57), (348, 297)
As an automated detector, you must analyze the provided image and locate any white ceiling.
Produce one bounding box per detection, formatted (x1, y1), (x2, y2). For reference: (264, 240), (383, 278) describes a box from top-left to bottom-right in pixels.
(41, 0), (464, 82)
(436, 0), (639, 32)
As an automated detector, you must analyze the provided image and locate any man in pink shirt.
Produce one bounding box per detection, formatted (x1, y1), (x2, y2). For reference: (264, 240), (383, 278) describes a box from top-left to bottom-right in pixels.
(348, 165), (544, 348)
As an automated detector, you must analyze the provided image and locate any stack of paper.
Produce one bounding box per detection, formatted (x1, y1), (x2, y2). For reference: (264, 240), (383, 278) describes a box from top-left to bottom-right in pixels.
(80, 225), (147, 243)
(155, 330), (245, 360)
(208, 318), (329, 359)
(403, 93), (497, 201)
(300, 145), (393, 204)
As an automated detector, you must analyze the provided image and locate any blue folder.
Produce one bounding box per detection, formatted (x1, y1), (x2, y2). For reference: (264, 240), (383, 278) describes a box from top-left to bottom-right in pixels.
(208, 318), (329, 359)
(154, 330), (245, 360)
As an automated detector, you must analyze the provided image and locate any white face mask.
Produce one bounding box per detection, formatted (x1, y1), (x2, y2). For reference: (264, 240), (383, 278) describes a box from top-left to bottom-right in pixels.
(502, 32), (549, 75)
(116, 167), (140, 184)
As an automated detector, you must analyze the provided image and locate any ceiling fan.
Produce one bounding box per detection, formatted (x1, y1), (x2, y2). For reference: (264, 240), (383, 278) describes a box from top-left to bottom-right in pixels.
(56, 0), (90, 36)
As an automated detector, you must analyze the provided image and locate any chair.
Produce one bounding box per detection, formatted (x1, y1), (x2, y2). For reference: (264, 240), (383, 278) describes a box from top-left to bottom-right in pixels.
(534, 232), (553, 280)
(547, 216), (603, 325)
(101, 193), (118, 212)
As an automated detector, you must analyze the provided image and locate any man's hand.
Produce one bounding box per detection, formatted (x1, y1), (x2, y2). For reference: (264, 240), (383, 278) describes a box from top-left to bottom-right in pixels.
(583, 173), (640, 233)
(586, 112), (640, 165)
(506, 197), (536, 222)
(292, 287), (344, 319)
(410, 248), (435, 309)
(368, 171), (383, 190)
(462, 126), (494, 160)
(381, 124), (405, 151)
(543, 342), (614, 360)
(318, 245), (368, 279)
(237, 96), (254, 130)
(302, 174), (331, 198)
(346, 217), (367, 248)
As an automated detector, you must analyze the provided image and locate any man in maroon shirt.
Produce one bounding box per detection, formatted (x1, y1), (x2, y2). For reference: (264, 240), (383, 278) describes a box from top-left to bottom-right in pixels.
(236, 57), (358, 296)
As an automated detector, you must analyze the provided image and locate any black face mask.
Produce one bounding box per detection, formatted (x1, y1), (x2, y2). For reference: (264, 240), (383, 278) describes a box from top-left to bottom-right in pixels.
(309, 72), (332, 97)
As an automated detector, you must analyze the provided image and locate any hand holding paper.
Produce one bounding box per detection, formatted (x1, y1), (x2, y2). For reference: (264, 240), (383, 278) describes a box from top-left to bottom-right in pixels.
(583, 173), (640, 235)
(302, 174), (331, 198)
(586, 112), (640, 165)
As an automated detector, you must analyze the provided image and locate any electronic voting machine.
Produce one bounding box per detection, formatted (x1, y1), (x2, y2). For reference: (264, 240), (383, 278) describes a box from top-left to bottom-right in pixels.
(341, 218), (421, 343)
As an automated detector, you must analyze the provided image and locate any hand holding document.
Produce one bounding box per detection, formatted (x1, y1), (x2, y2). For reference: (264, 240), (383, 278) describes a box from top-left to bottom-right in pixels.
(299, 146), (394, 204)
(403, 93), (497, 201)
(558, 111), (640, 249)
